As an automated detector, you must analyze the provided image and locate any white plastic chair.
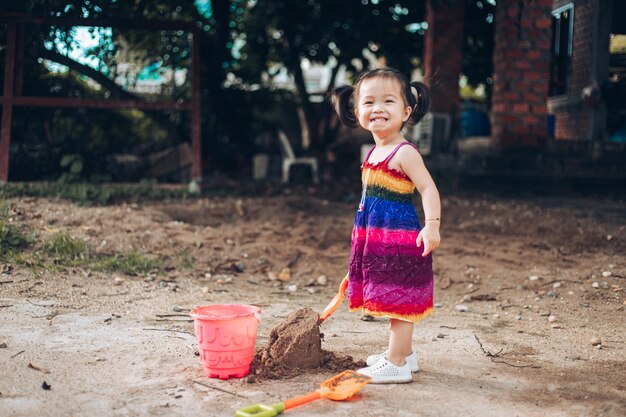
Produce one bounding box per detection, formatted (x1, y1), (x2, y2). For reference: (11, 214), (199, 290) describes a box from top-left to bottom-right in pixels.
(277, 129), (319, 183)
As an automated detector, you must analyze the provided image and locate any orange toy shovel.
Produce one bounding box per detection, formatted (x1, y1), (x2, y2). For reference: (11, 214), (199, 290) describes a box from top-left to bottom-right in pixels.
(235, 370), (371, 417)
(318, 273), (349, 322)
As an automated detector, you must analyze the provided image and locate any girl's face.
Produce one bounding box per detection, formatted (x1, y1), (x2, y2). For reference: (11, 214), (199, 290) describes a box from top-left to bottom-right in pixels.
(354, 77), (412, 137)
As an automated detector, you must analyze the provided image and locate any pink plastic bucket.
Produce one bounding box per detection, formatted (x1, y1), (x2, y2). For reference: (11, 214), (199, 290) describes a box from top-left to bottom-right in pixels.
(190, 304), (261, 380)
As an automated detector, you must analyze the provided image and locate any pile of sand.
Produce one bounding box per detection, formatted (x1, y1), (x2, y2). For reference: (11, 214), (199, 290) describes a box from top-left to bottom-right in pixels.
(247, 308), (365, 382)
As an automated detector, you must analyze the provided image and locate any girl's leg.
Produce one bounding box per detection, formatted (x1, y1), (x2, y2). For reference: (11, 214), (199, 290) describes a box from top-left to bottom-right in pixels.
(386, 318), (413, 366)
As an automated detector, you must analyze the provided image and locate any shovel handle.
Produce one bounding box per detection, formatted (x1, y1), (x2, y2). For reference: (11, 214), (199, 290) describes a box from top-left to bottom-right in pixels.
(283, 390), (322, 410)
(235, 389), (325, 417)
(319, 274), (349, 322)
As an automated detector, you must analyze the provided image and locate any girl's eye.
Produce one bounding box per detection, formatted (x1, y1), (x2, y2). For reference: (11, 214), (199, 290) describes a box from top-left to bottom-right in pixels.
(385, 100), (394, 103)
(363, 101), (373, 105)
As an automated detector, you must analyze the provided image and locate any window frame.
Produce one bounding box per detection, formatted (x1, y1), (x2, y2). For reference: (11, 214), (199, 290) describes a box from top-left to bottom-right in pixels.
(549, 3), (575, 97)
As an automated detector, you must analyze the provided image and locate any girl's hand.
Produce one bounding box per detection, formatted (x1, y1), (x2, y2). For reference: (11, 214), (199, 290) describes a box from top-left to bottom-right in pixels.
(416, 223), (440, 257)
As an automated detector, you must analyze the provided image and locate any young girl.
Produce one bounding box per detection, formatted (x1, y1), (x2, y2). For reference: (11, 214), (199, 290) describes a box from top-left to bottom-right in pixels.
(331, 68), (441, 383)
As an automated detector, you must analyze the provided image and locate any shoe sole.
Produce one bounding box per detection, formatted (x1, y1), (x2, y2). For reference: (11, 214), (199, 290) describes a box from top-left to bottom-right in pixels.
(368, 376), (414, 384)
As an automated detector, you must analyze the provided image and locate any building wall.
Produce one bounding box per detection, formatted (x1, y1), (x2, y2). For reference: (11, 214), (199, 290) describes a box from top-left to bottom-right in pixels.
(423, 1), (464, 115)
(491, 0), (553, 147)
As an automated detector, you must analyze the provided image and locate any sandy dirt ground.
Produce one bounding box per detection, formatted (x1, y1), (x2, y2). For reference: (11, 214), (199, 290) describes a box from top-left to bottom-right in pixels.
(1, 189), (625, 417)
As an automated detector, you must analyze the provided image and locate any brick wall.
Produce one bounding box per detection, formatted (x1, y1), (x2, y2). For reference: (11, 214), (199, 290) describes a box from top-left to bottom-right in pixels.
(550, 0), (595, 140)
(491, 0), (553, 147)
(423, 1), (464, 115)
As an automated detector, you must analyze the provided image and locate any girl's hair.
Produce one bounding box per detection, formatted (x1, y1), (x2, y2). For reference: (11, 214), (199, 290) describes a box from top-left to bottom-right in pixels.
(330, 67), (431, 128)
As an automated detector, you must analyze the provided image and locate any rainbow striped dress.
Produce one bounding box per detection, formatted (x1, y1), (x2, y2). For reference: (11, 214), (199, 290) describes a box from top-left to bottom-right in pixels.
(348, 142), (433, 323)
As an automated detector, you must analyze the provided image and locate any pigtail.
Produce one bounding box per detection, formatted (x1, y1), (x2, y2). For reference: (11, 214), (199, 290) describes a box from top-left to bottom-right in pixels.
(329, 85), (359, 128)
(408, 81), (431, 125)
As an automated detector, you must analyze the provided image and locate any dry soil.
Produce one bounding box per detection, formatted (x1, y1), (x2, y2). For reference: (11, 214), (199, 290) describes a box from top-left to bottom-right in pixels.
(1, 190), (625, 416)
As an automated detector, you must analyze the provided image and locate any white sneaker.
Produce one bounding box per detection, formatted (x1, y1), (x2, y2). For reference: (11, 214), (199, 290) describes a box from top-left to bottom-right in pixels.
(357, 357), (413, 384)
(366, 350), (419, 372)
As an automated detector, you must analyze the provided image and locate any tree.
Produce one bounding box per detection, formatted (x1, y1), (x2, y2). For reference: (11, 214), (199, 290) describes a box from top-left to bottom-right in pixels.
(235, 0), (426, 148)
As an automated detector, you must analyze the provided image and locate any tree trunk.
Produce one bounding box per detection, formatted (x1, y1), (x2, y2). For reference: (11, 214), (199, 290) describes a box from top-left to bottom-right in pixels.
(289, 56), (317, 150)
(321, 61), (343, 147)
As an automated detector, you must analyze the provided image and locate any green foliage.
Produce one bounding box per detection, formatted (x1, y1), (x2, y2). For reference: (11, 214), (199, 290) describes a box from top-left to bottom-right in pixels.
(176, 249), (196, 269)
(58, 154), (85, 183)
(0, 221), (32, 256)
(0, 203), (33, 256)
(43, 232), (90, 261)
(1, 0), (497, 178)
(0, 182), (191, 206)
(27, 230), (160, 275)
(91, 251), (162, 275)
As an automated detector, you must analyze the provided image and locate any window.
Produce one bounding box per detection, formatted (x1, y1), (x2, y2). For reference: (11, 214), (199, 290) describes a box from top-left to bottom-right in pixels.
(549, 3), (574, 96)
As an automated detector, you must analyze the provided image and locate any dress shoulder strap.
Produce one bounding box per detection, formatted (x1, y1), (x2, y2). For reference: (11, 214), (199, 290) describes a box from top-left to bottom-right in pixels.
(383, 141), (414, 163)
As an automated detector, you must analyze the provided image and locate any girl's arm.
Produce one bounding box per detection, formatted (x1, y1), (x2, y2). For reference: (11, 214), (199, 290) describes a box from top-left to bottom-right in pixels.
(398, 145), (441, 256)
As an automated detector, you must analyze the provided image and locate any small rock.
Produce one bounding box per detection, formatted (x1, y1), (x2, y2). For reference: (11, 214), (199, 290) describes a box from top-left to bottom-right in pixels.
(590, 337), (602, 346)
(204, 273), (212, 279)
(225, 239), (234, 246)
(113, 276), (124, 286)
(606, 234), (613, 241)
(0, 342), (7, 348)
(602, 271), (612, 278)
(233, 262), (246, 273)
(201, 287), (209, 294)
(528, 275), (540, 281)
(539, 310), (551, 317)
(434, 303), (444, 308)
(547, 290), (558, 298)
(592, 282), (600, 288)
(550, 324), (562, 329)
(493, 314), (500, 319)
(552, 282), (562, 288)
(523, 304), (531, 309)
(566, 355), (581, 361)
(307, 288), (317, 294)
(278, 268), (291, 282)
(548, 315), (557, 323)
(454, 304), (469, 312)
(267, 272), (278, 281)
(436, 333), (446, 338)
(253, 257), (268, 268)
(515, 314), (522, 320)
(287, 284), (298, 292)
(316, 275), (328, 286)
(172, 304), (185, 312)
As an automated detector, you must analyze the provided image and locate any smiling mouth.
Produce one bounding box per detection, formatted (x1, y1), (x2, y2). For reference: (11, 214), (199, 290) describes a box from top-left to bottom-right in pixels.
(370, 117), (388, 123)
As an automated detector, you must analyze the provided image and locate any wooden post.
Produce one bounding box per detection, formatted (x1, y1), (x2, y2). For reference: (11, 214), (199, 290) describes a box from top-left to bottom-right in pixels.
(0, 22), (17, 182)
(14, 24), (25, 97)
(190, 28), (202, 189)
